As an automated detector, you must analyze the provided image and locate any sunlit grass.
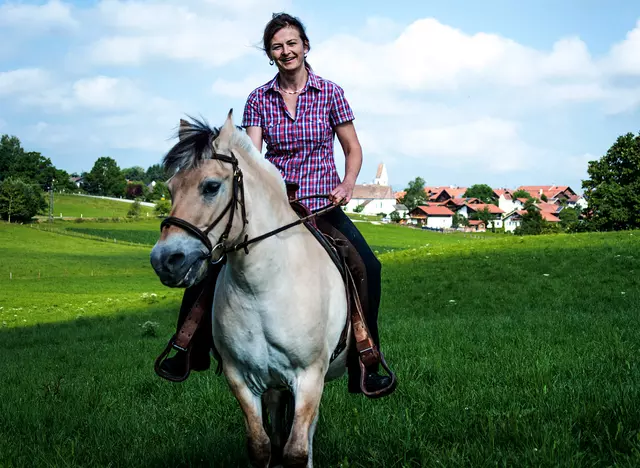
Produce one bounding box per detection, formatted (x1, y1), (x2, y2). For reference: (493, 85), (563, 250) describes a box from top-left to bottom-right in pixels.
(1, 221), (639, 467)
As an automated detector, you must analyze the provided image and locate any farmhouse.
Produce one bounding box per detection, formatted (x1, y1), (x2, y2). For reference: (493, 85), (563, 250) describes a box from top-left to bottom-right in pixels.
(408, 205), (454, 229)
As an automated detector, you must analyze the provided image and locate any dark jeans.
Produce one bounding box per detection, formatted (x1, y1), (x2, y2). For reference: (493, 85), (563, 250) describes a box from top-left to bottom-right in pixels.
(318, 207), (382, 349)
(175, 207), (384, 370)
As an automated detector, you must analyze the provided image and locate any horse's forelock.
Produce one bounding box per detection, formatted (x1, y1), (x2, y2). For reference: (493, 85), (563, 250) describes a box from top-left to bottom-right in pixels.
(163, 117), (221, 175)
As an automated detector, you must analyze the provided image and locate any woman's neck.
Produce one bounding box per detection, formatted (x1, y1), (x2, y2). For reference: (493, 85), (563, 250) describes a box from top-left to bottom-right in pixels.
(278, 65), (308, 93)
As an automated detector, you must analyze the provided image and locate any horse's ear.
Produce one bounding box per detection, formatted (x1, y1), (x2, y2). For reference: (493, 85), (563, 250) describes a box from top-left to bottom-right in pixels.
(178, 119), (190, 141)
(218, 109), (235, 142)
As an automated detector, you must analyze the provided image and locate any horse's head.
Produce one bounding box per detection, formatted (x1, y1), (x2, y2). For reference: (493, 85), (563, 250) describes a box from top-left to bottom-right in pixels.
(150, 110), (248, 288)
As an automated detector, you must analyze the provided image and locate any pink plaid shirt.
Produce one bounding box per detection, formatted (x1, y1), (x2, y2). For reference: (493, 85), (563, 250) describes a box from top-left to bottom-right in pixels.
(242, 67), (355, 211)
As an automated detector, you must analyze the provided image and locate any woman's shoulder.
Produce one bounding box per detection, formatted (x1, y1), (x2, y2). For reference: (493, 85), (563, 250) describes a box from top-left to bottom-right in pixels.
(308, 70), (347, 97)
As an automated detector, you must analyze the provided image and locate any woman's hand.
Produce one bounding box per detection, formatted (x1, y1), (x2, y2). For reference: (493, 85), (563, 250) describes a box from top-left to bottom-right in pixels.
(330, 179), (355, 206)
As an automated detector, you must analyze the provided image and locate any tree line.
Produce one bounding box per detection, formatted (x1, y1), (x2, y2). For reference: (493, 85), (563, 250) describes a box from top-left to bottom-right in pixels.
(0, 134), (171, 222)
(397, 130), (640, 234)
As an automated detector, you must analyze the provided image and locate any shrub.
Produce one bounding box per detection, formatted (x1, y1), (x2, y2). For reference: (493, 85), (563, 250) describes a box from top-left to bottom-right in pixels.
(154, 199), (171, 217)
(127, 200), (142, 218)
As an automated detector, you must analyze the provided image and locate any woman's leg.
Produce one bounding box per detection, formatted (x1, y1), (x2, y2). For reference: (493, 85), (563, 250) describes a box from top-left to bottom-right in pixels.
(320, 208), (382, 347)
(158, 260), (224, 379)
(318, 208), (390, 393)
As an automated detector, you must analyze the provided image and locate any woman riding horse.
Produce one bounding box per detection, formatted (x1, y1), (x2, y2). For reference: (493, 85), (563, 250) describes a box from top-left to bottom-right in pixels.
(158, 12), (394, 395)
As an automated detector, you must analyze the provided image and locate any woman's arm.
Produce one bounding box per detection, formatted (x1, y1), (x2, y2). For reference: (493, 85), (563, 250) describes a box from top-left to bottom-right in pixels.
(245, 126), (263, 153)
(331, 120), (363, 205)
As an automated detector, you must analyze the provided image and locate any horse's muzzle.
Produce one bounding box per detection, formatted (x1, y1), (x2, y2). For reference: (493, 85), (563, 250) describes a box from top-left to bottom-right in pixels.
(150, 237), (209, 288)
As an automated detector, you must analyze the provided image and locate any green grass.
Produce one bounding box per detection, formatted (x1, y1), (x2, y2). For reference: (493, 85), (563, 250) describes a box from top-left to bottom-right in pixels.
(1, 221), (640, 467)
(44, 193), (155, 218)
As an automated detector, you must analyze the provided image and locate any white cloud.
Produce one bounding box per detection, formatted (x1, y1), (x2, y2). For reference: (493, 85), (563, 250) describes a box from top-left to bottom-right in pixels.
(211, 73), (274, 99)
(87, 0), (291, 66)
(0, 68), (51, 96)
(0, 0), (77, 32)
(606, 20), (640, 75)
(72, 76), (174, 112)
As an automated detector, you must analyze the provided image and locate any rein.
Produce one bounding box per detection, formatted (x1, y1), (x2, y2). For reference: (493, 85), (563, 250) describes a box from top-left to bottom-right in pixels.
(160, 150), (339, 262)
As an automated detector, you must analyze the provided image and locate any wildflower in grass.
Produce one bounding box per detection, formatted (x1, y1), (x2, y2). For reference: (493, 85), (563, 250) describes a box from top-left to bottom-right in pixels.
(543, 274), (550, 277)
(449, 299), (456, 303)
(621, 292), (626, 295)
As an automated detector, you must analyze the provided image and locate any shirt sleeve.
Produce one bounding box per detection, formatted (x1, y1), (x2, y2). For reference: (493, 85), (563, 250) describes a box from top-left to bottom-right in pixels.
(242, 90), (262, 128)
(329, 84), (355, 128)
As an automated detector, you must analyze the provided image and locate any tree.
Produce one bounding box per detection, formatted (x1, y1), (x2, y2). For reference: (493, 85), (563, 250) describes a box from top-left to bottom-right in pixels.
(127, 200), (142, 218)
(559, 207), (579, 230)
(125, 181), (148, 200)
(154, 199), (171, 217)
(464, 184), (497, 204)
(399, 177), (427, 211)
(84, 157), (126, 197)
(122, 166), (146, 181)
(0, 134), (75, 191)
(0, 135), (22, 181)
(145, 164), (168, 184)
(515, 200), (543, 235)
(147, 181), (170, 201)
(389, 210), (401, 223)
(470, 206), (494, 230)
(582, 131), (640, 231)
(452, 213), (468, 228)
(512, 189), (533, 200)
(0, 177), (47, 222)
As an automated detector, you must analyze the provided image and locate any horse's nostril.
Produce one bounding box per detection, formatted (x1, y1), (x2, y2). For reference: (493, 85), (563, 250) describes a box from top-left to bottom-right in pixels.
(166, 252), (185, 271)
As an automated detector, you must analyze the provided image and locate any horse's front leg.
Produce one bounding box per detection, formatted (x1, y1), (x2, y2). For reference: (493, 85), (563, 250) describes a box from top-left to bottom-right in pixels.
(225, 368), (271, 468)
(283, 365), (325, 468)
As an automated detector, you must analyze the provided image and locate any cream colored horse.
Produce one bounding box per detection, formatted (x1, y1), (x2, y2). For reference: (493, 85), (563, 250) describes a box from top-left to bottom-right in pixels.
(150, 112), (350, 467)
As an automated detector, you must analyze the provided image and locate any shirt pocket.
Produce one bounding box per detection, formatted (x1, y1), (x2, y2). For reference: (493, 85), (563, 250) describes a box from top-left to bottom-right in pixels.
(264, 117), (294, 152)
(300, 116), (332, 144)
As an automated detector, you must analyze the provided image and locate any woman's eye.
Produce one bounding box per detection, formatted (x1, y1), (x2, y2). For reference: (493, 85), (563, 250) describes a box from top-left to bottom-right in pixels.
(202, 181), (221, 196)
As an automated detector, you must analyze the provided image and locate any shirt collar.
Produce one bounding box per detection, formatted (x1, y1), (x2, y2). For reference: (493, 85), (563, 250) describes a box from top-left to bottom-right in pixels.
(267, 65), (322, 93)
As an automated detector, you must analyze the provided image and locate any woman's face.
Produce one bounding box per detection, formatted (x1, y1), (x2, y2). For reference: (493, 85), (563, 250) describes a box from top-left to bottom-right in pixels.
(269, 26), (308, 72)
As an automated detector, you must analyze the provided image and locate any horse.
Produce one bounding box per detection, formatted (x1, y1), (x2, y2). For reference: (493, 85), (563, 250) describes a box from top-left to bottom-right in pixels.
(150, 111), (351, 467)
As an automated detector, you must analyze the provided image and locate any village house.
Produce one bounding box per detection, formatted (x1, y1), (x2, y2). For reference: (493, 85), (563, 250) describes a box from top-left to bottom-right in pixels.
(344, 163), (397, 216)
(408, 205), (454, 229)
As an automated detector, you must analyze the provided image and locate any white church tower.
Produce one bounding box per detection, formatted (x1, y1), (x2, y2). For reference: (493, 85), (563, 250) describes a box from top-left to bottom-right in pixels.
(373, 163), (388, 186)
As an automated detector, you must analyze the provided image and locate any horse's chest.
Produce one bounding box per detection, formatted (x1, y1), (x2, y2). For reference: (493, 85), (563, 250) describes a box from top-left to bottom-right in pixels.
(213, 305), (298, 389)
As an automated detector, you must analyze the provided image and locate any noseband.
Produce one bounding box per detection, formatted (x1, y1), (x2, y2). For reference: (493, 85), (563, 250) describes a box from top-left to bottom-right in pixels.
(159, 150), (339, 262)
(160, 150), (248, 262)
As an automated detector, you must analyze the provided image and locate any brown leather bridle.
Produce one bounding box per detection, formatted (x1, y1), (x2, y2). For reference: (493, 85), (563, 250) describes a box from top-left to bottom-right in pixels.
(159, 149), (337, 263)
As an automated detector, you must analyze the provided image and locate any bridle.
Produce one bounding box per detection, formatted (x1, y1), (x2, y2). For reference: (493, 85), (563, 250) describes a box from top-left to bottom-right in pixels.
(159, 149), (338, 263)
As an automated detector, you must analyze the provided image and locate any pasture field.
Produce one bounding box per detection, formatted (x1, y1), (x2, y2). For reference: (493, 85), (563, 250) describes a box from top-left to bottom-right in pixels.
(1, 219), (640, 467)
(44, 193), (155, 219)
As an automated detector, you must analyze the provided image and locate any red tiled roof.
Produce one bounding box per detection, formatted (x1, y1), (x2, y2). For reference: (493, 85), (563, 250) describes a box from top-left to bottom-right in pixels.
(414, 205), (455, 216)
(517, 185), (575, 200)
(466, 203), (504, 214)
(541, 212), (560, 222)
(468, 220), (486, 226)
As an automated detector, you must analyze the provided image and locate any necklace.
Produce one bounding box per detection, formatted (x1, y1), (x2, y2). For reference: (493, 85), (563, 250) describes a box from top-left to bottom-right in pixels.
(279, 86), (305, 95)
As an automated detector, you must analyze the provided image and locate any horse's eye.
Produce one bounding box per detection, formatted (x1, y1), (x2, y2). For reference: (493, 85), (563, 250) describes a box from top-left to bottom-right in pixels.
(202, 180), (221, 196)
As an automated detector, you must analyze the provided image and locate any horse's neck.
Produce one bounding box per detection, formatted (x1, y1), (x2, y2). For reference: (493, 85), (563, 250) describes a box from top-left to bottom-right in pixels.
(225, 161), (304, 287)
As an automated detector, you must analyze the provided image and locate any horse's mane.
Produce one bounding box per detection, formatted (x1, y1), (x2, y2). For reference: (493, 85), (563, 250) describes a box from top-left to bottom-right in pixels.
(163, 117), (221, 175)
(163, 116), (284, 189)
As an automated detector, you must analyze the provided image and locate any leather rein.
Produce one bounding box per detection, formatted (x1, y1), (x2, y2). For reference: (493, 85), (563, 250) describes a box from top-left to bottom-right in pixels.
(159, 150), (338, 261)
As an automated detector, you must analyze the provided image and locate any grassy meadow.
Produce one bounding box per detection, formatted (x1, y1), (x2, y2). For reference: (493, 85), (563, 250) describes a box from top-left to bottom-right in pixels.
(44, 193), (155, 219)
(1, 216), (639, 467)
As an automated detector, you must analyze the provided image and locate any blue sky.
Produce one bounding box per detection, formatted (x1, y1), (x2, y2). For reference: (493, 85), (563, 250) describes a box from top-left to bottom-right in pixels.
(1, 0), (639, 194)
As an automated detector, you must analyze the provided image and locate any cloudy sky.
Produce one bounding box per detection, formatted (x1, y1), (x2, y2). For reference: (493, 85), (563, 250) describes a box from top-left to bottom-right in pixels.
(1, 0), (639, 194)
